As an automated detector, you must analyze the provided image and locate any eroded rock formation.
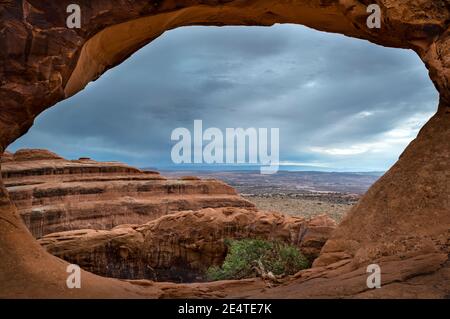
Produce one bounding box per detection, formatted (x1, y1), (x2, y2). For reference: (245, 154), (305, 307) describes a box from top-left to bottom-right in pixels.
(2, 149), (254, 237)
(39, 208), (336, 282)
(0, 0), (449, 298)
(3, 150), (336, 283)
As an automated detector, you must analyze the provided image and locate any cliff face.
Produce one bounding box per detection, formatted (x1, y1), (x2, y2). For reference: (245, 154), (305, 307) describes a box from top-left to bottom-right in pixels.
(0, 0), (449, 298)
(2, 149), (254, 238)
(39, 208), (335, 282)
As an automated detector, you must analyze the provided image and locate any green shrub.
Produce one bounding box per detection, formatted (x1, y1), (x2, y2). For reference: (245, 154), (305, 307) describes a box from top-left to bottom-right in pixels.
(206, 239), (309, 281)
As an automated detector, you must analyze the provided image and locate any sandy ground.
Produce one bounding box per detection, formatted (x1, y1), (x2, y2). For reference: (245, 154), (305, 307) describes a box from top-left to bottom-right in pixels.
(243, 194), (357, 223)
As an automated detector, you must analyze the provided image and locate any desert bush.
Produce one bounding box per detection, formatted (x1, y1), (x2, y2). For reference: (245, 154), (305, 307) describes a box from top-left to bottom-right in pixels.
(206, 239), (309, 281)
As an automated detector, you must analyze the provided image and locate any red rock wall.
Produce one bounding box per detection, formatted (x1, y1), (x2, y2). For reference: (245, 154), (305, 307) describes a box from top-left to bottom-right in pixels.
(2, 149), (254, 237)
(0, 0), (449, 298)
(39, 208), (336, 282)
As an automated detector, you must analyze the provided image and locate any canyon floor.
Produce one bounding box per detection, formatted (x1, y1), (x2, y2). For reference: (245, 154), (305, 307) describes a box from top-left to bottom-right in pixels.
(244, 194), (356, 223)
(162, 170), (377, 223)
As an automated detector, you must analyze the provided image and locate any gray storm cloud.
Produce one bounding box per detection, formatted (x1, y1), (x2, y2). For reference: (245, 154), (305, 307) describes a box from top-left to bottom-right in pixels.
(8, 24), (439, 171)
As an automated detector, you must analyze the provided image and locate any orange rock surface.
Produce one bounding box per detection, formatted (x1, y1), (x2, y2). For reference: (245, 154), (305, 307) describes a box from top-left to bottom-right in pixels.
(39, 208), (335, 282)
(2, 149), (254, 237)
(0, 0), (449, 298)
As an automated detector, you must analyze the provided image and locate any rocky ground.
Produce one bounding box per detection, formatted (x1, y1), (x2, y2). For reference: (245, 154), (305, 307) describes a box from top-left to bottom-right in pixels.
(243, 193), (358, 223)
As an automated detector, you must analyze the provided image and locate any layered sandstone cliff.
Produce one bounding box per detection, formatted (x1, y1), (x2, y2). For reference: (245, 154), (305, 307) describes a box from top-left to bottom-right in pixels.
(2, 149), (254, 238)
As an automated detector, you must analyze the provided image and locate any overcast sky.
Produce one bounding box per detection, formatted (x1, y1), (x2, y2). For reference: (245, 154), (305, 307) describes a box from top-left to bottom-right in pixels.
(8, 24), (438, 171)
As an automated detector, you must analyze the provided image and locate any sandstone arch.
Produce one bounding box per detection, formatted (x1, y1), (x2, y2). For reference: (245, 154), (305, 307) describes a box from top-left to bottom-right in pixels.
(0, 0), (449, 298)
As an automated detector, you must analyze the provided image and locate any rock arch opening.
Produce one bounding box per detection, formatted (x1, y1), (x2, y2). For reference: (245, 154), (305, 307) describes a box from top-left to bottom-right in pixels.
(0, 0), (448, 298)
(4, 24), (439, 284)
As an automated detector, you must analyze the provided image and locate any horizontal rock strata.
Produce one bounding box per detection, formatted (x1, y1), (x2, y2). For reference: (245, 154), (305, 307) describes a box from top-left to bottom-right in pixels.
(2, 149), (254, 238)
